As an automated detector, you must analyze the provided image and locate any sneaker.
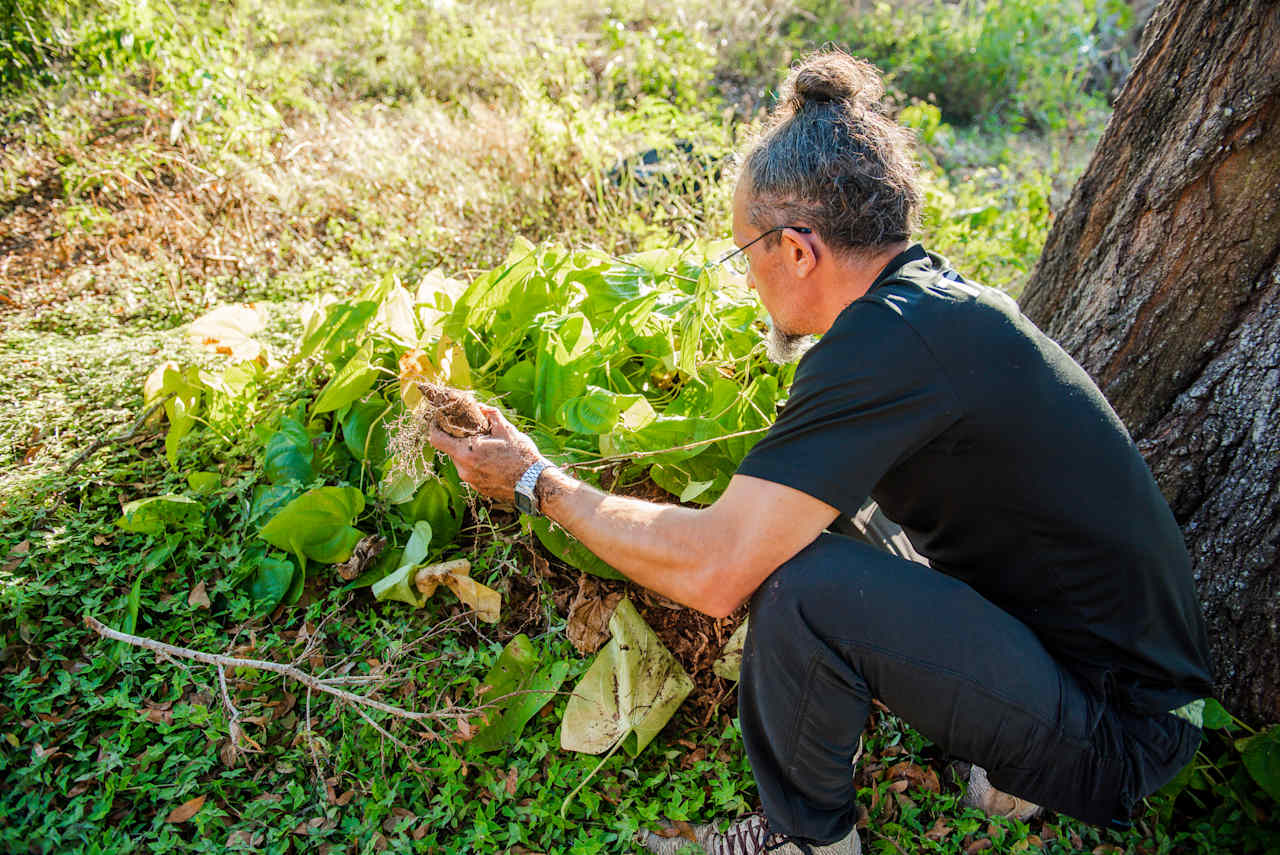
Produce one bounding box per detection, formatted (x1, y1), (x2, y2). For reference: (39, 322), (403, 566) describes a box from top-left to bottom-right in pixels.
(639, 812), (862, 855)
(960, 765), (1044, 822)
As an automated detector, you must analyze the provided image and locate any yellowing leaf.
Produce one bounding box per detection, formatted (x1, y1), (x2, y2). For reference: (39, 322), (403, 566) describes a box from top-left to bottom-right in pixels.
(398, 349), (434, 408)
(377, 282), (419, 347)
(415, 269), (468, 338)
(187, 305), (265, 362)
(560, 598), (692, 757)
(435, 334), (471, 389)
(414, 559), (500, 624)
(439, 573), (500, 624)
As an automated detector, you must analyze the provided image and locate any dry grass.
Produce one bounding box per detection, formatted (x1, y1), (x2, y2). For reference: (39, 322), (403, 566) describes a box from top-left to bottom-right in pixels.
(0, 0), (795, 332)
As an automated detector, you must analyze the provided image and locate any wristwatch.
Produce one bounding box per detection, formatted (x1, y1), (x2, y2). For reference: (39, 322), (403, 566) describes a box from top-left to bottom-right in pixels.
(514, 458), (554, 517)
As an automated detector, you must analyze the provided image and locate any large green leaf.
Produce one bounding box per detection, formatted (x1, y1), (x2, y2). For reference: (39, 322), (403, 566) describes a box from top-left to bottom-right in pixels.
(314, 342), (380, 413)
(676, 268), (715, 376)
(529, 517), (624, 580)
(395, 461), (464, 550)
(296, 299), (379, 364)
(557, 386), (655, 435)
(561, 598), (692, 757)
(469, 635), (570, 754)
(259, 486), (365, 571)
(534, 314), (596, 424)
(495, 359), (536, 418)
(1238, 725), (1280, 803)
(370, 521), (434, 607)
(249, 555), (297, 614)
(116, 495), (203, 535)
(1201, 697), (1233, 730)
(600, 415), (717, 466)
(263, 416), (315, 484)
(248, 483), (299, 524)
(341, 399), (391, 463)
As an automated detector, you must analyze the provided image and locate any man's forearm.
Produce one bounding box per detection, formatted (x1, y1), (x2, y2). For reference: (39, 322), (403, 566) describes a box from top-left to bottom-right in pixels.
(535, 467), (725, 615)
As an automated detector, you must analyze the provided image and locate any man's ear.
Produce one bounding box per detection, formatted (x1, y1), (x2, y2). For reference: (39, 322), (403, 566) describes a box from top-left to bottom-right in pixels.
(784, 229), (818, 278)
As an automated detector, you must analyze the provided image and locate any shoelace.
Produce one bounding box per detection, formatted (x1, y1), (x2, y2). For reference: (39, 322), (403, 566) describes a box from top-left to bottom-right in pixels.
(704, 813), (807, 855)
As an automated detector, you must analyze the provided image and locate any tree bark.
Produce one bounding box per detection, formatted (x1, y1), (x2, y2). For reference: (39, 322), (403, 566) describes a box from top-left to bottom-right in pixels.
(1020, 0), (1280, 724)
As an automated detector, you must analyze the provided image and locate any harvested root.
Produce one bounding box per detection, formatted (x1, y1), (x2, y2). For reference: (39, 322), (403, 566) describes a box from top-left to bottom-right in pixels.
(387, 383), (489, 469)
(417, 382), (489, 438)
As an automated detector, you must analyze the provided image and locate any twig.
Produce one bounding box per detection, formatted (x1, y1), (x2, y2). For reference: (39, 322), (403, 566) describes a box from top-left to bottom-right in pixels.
(351, 705), (423, 773)
(217, 664), (252, 762)
(63, 399), (166, 475)
(304, 687), (324, 783)
(85, 616), (448, 723)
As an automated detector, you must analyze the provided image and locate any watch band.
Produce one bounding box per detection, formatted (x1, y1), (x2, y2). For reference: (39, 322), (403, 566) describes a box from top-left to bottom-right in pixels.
(514, 458), (553, 516)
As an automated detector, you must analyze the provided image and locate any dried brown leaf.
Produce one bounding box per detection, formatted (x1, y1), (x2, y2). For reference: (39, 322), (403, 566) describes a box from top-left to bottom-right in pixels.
(336, 534), (386, 581)
(504, 766), (519, 797)
(925, 817), (953, 841)
(165, 795), (206, 823)
(144, 708), (173, 725)
(565, 576), (622, 655)
(188, 581), (211, 610)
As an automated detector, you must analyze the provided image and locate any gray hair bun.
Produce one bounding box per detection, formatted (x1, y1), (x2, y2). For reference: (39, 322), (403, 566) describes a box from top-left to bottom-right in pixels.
(781, 50), (885, 111)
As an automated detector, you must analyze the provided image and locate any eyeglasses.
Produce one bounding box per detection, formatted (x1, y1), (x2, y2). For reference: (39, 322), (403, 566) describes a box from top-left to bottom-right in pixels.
(713, 226), (813, 275)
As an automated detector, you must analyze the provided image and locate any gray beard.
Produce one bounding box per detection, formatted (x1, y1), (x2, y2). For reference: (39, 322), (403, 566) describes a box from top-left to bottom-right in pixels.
(765, 319), (813, 364)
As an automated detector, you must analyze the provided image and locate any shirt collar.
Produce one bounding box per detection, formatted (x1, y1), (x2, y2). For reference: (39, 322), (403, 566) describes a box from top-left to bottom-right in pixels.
(867, 243), (929, 293)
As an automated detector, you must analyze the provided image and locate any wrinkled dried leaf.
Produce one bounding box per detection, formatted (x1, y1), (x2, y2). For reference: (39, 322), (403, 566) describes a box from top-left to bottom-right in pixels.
(886, 760), (940, 793)
(414, 559), (500, 623)
(965, 839), (993, 854)
(336, 534), (386, 581)
(925, 817), (953, 841)
(165, 795), (206, 823)
(566, 575), (621, 655)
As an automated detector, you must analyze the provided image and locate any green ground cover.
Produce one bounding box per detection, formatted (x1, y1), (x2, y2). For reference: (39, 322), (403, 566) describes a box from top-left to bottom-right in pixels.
(2, 1), (1276, 852)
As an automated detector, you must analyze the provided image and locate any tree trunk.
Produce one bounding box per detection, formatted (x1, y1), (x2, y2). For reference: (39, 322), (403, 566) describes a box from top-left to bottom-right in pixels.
(1020, 0), (1280, 724)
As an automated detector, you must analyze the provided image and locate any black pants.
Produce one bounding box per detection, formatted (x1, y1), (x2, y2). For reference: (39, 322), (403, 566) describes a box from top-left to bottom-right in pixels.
(738, 532), (1201, 844)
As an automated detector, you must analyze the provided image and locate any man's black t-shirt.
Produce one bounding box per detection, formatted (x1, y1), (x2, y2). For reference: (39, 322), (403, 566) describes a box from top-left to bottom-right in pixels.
(736, 244), (1213, 715)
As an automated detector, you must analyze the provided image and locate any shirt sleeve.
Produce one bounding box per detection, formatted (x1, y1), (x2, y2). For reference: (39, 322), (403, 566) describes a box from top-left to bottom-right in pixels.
(735, 303), (960, 516)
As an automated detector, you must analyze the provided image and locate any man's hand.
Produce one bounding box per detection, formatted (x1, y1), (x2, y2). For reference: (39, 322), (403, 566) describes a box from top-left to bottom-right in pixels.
(428, 405), (542, 502)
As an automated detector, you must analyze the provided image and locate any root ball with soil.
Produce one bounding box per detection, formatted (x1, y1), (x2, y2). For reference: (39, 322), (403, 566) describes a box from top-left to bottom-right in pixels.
(387, 382), (490, 471)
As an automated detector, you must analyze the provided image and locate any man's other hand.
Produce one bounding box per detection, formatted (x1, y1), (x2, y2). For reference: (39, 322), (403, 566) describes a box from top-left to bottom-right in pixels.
(428, 405), (542, 502)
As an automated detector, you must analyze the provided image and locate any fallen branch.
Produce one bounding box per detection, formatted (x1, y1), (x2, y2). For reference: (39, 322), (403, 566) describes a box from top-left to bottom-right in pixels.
(63, 399), (167, 475)
(84, 615), (449, 723)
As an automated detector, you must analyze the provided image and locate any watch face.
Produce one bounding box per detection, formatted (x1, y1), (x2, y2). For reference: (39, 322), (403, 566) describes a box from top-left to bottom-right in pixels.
(514, 489), (535, 515)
